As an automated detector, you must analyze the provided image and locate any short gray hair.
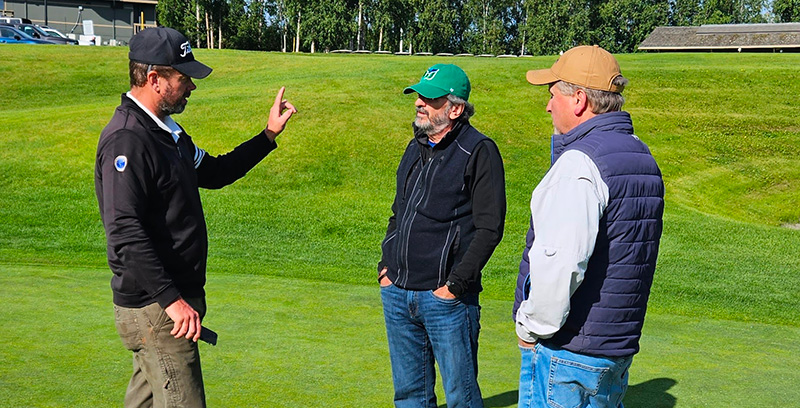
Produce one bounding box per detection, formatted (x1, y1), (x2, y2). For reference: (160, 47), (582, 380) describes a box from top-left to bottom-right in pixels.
(446, 94), (475, 122)
(555, 76), (628, 114)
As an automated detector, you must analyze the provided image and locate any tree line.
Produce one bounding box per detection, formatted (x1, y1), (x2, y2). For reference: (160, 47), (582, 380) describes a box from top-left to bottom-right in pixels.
(156, 0), (800, 55)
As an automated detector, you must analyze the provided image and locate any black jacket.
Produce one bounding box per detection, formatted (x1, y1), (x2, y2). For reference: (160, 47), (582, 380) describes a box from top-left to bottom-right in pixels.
(95, 94), (276, 308)
(379, 121), (506, 296)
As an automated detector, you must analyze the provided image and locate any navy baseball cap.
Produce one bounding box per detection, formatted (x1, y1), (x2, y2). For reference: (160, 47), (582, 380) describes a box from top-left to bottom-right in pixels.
(129, 27), (212, 79)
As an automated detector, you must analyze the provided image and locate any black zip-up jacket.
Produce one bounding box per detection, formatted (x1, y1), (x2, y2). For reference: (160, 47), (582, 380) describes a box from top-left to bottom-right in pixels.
(379, 121), (506, 297)
(95, 94), (276, 309)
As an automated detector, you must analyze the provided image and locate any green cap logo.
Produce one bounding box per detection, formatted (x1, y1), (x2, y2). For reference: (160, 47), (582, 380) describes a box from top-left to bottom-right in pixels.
(423, 68), (439, 81)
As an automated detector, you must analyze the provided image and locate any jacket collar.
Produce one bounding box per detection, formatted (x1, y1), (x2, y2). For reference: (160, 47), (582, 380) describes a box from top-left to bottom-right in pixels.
(551, 111), (633, 162)
(412, 120), (469, 151)
(119, 93), (184, 144)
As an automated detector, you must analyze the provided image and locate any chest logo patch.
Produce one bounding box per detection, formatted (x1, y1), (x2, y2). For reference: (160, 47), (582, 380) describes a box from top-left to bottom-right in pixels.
(114, 155), (128, 172)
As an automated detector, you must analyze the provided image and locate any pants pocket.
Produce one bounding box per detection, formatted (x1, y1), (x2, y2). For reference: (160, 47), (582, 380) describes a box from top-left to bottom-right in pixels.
(142, 301), (171, 336)
(114, 305), (142, 352)
(428, 290), (461, 305)
(547, 357), (608, 408)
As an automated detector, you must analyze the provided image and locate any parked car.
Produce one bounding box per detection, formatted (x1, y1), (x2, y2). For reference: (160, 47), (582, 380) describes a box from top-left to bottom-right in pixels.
(40, 26), (70, 40)
(1, 23), (77, 44)
(0, 17), (23, 24)
(0, 25), (50, 44)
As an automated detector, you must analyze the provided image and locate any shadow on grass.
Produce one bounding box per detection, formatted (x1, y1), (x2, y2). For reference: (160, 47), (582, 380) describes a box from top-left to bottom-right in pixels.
(437, 390), (518, 408)
(482, 390), (518, 407)
(624, 378), (677, 408)
(434, 378), (676, 408)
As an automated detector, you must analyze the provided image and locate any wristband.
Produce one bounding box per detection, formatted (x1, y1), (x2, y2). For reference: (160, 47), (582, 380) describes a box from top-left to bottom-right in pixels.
(445, 280), (464, 297)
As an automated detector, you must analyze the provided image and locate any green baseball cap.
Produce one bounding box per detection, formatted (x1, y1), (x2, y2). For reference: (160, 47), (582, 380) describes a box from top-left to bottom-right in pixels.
(403, 64), (471, 101)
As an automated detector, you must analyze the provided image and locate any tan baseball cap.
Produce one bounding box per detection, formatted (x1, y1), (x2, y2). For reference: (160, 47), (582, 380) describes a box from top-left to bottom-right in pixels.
(526, 45), (622, 93)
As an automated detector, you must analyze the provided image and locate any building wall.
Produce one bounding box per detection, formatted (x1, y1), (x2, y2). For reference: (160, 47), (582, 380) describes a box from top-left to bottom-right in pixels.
(2, 0), (155, 44)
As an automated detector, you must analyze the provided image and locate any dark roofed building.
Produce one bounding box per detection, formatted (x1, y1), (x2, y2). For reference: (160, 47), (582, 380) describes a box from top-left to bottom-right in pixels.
(639, 23), (800, 52)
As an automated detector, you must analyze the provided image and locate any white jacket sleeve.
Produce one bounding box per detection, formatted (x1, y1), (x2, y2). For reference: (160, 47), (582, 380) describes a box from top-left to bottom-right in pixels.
(515, 150), (609, 343)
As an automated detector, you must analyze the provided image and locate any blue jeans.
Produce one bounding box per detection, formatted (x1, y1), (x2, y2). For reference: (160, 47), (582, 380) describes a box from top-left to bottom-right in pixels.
(518, 343), (632, 408)
(381, 283), (483, 408)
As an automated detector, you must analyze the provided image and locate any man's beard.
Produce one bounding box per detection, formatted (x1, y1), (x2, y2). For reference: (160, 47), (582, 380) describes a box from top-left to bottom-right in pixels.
(157, 83), (188, 116)
(415, 107), (452, 136)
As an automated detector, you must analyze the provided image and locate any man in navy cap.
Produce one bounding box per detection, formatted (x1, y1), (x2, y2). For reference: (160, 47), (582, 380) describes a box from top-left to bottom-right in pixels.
(95, 27), (296, 407)
(378, 64), (506, 408)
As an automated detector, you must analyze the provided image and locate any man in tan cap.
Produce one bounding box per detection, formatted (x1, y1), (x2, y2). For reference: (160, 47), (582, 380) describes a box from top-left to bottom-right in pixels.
(512, 45), (664, 407)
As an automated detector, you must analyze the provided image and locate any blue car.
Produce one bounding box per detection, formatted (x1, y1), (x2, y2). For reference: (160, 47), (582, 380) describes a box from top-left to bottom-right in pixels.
(0, 25), (51, 44)
(6, 23), (78, 45)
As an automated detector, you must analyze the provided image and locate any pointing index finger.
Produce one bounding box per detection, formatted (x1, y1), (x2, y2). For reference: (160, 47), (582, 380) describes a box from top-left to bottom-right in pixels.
(274, 87), (286, 108)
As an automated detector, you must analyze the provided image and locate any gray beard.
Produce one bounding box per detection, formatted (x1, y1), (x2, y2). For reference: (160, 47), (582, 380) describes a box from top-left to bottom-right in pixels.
(158, 99), (186, 116)
(415, 110), (451, 136)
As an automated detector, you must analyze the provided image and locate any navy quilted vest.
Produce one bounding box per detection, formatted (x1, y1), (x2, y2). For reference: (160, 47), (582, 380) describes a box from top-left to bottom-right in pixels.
(514, 111), (664, 357)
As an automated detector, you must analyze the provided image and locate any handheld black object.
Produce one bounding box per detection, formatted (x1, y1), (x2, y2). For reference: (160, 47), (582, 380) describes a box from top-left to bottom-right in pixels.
(199, 326), (218, 346)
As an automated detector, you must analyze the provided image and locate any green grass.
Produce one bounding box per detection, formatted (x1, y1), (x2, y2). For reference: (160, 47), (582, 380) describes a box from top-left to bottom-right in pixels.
(1, 265), (798, 407)
(1, 45), (799, 406)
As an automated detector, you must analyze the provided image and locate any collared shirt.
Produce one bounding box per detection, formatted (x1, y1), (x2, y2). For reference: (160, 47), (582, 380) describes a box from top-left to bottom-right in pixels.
(125, 91), (206, 168)
(515, 149), (609, 343)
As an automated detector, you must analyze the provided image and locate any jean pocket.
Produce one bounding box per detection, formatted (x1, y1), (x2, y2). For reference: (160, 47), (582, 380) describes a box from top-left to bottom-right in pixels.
(429, 290), (460, 304)
(547, 357), (608, 408)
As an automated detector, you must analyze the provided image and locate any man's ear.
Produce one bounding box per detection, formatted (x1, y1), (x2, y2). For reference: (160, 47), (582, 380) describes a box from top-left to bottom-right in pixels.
(146, 70), (160, 92)
(449, 102), (465, 120)
(573, 89), (590, 116)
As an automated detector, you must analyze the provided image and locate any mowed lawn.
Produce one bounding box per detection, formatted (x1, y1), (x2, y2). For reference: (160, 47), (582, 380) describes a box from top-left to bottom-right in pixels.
(1, 45), (799, 407)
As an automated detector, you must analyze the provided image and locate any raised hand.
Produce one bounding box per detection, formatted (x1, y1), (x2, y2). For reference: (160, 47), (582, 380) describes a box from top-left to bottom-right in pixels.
(265, 86), (297, 141)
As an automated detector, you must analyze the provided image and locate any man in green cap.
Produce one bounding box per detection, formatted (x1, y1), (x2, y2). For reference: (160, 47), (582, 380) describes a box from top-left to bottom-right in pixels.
(377, 64), (506, 408)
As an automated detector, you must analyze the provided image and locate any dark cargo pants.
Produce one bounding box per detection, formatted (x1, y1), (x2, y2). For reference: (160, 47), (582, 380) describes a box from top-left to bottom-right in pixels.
(114, 298), (207, 408)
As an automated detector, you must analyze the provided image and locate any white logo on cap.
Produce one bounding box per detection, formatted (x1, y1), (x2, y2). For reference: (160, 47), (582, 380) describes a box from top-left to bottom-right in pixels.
(180, 42), (192, 57)
(114, 155), (128, 172)
(423, 68), (439, 81)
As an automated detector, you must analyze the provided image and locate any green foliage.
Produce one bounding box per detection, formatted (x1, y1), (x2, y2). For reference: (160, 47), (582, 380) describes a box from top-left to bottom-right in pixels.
(672, 0), (768, 25)
(302, 0), (357, 52)
(773, 0), (800, 22)
(363, 0), (414, 52)
(411, 0), (465, 53)
(521, 0), (597, 55)
(151, 0), (777, 54)
(671, 0), (702, 25)
(156, 0), (201, 43)
(463, 0), (518, 55)
(226, 0), (282, 51)
(596, 0), (670, 53)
